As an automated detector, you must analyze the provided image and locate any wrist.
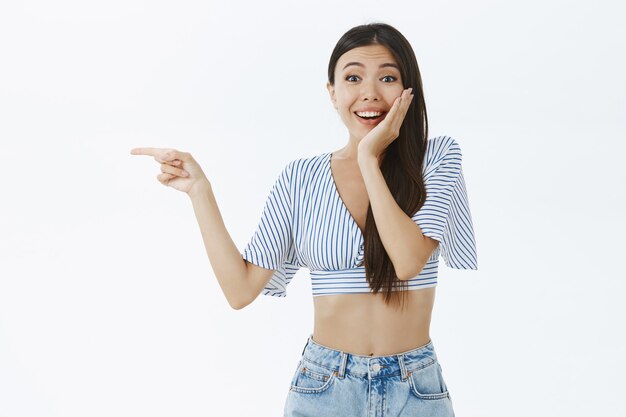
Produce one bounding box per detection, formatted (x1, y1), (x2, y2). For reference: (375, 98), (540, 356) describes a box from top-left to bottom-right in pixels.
(357, 152), (379, 168)
(188, 181), (212, 201)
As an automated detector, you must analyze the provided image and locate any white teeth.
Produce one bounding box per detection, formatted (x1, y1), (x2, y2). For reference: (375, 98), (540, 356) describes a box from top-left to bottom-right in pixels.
(356, 111), (383, 117)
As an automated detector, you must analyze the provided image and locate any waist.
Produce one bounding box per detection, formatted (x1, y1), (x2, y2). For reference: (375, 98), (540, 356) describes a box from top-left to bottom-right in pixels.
(301, 334), (438, 377)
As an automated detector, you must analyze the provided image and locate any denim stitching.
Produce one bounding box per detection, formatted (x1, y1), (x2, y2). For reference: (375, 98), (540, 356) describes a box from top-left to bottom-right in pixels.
(301, 354), (437, 380)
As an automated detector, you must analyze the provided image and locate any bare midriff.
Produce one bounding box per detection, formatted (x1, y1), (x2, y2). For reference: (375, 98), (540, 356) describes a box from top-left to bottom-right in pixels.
(312, 286), (436, 356)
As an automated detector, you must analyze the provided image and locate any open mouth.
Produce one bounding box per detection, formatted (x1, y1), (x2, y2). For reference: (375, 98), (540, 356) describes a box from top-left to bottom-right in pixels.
(354, 111), (386, 121)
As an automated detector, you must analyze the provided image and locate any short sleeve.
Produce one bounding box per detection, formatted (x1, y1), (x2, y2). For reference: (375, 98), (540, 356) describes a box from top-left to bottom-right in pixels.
(241, 160), (302, 297)
(412, 137), (478, 269)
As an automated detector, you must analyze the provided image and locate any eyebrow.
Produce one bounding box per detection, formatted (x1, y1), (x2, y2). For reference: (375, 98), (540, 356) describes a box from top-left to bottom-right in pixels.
(342, 62), (400, 71)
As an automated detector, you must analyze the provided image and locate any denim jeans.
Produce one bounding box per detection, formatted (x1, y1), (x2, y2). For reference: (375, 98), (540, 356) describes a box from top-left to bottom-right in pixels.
(283, 334), (455, 417)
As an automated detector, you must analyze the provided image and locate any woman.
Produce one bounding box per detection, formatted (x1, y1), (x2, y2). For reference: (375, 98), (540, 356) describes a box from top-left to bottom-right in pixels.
(131, 22), (477, 417)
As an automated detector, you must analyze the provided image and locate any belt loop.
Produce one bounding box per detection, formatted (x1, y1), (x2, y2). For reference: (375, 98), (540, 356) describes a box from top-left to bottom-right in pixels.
(398, 353), (409, 381)
(301, 335), (311, 356)
(336, 351), (348, 379)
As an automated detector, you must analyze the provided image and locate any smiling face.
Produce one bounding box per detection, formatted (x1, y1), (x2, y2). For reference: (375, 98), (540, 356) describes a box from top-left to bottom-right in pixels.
(327, 43), (404, 141)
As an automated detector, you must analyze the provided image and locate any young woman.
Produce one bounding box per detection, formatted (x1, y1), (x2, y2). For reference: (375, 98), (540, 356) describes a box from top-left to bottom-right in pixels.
(131, 22), (477, 417)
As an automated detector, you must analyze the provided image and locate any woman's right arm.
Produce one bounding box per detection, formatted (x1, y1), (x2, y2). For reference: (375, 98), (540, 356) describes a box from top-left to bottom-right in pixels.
(130, 147), (274, 309)
(189, 185), (275, 309)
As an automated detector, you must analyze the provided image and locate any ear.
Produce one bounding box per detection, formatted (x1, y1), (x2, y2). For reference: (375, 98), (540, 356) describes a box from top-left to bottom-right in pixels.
(326, 81), (337, 110)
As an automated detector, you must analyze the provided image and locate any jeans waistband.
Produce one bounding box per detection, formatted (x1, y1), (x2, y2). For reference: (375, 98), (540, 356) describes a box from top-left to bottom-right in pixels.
(299, 334), (438, 381)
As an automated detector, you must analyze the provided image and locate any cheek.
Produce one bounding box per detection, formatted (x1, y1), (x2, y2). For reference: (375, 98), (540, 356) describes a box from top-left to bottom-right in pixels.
(334, 86), (356, 105)
(339, 109), (355, 124)
(336, 105), (357, 126)
(384, 91), (402, 105)
(336, 98), (355, 116)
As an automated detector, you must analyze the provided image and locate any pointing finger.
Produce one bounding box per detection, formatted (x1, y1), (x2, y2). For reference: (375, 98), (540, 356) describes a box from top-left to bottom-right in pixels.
(130, 148), (183, 164)
(130, 147), (164, 156)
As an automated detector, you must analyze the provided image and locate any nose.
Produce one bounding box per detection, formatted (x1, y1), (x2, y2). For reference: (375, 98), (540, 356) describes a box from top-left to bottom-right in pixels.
(360, 79), (381, 102)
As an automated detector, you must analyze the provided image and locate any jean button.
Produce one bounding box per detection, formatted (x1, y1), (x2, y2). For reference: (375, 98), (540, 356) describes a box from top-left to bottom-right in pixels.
(372, 363), (381, 372)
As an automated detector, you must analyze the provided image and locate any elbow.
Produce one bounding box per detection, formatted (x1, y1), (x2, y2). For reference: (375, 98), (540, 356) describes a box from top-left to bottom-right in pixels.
(396, 271), (414, 281)
(396, 260), (427, 281)
(229, 300), (243, 310)
(397, 240), (434, 280)
(228, 293), (252, 310)
(225, 267), (254, 310)
(229, 298), (249, 310)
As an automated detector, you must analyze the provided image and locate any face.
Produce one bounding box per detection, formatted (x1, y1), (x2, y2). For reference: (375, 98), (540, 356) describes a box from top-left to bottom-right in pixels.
(327, 44), (404, 140)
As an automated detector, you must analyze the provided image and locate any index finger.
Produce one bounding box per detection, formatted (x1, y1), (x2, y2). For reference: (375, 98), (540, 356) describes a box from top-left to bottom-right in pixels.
(130, 147), (164, 156)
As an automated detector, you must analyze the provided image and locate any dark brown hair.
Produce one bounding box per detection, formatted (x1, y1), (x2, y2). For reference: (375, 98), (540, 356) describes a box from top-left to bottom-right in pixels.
(327, 22), (429, 310)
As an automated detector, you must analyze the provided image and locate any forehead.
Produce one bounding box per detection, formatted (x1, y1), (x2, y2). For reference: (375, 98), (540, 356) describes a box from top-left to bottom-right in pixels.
(337, 44), (398, 69)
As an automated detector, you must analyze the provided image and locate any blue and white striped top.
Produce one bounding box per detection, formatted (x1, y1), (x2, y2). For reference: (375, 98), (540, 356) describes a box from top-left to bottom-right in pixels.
(242, 135), (478, 297)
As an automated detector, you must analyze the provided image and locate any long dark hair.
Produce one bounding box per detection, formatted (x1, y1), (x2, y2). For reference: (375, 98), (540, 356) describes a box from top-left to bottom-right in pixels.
(327, 22), (429, 309)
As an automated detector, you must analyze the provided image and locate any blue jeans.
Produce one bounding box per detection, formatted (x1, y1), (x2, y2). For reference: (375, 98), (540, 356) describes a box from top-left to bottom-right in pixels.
(283, 334), (455, 417)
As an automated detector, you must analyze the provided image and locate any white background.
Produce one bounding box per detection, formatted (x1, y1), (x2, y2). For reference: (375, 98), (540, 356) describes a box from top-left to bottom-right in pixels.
(1, 1), (625, 416)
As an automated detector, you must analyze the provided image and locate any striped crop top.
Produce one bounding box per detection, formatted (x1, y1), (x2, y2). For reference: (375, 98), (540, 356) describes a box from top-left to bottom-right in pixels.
(241, 135), (478, 297)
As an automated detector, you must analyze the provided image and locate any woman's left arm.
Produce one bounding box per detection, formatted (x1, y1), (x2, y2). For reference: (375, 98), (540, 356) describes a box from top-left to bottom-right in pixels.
(357, 87), (437, 280)
(357, 155), (438, 280)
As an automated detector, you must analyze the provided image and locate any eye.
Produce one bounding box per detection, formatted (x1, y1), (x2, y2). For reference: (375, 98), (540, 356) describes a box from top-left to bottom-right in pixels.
(344, 75), (398, 83)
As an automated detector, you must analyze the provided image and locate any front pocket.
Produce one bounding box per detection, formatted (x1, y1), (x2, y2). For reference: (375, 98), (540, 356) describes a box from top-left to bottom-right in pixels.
(290, 358), (337, 394)
(406, 360), (450, 400)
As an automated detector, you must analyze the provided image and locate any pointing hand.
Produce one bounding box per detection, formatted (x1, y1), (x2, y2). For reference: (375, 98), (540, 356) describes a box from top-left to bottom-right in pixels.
(130, 147), (210, 198)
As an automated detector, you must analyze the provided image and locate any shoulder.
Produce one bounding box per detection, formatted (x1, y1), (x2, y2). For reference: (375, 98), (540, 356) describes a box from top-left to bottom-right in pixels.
(277, 152), (329, 187)
(283, 152), (329, 176)
(425, 135), (463, 168)
(427, 135), (462, 157)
